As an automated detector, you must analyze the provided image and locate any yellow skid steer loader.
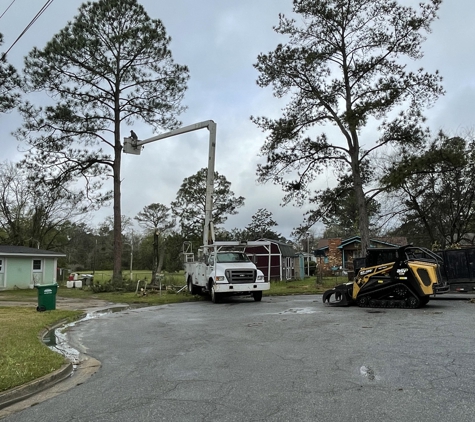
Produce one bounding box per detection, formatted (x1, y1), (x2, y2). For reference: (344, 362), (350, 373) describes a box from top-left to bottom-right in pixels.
(322, 245), (448, 308)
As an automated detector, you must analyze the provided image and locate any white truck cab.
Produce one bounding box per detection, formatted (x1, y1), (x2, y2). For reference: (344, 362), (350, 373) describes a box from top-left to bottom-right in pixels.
(184, 241), (270, 303)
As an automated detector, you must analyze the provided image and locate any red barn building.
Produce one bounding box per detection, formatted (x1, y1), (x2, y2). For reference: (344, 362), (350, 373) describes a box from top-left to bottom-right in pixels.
(244, 239), (299, 281)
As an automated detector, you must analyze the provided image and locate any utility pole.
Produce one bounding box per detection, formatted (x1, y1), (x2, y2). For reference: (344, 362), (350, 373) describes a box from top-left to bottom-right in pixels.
(129, 233), (134, 281)
(306, 232), (310, 277)
(152, 229), (159, 285)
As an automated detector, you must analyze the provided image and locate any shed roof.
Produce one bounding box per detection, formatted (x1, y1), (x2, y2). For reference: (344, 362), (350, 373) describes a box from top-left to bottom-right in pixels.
(258, 238), (298, 257)
(0, 245), (66, 257)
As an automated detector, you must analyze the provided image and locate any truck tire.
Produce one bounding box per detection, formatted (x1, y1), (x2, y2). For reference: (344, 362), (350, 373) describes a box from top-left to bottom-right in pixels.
(187, 277), (198, 295)
(211, 282), (221, 303)
(253, 291), (263, 302)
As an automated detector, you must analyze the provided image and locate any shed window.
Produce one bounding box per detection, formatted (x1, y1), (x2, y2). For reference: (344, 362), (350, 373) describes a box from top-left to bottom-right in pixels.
(33, 259), (42, 271)
(0, 258), (3, 272)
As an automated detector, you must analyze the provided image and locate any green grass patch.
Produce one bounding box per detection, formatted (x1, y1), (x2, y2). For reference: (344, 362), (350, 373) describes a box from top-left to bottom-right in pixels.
(0, 307), (82, 392)
(0, 288), (38, 302)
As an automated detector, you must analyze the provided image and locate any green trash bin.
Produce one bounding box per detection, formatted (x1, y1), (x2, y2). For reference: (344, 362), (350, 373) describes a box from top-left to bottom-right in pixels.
(35, 283), (58, 311)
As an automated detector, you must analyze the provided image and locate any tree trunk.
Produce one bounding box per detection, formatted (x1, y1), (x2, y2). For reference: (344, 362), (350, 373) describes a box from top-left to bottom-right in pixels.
(112, 137), (122, 285)
(157, 247), (165, 275)
(350, 151), (370, 258)
(355, 182), (370, 257)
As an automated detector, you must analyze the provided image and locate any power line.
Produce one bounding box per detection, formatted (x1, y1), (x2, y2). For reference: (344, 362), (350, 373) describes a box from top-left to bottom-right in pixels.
(0, 0), (17, 21)
(2, 0), (56, 59)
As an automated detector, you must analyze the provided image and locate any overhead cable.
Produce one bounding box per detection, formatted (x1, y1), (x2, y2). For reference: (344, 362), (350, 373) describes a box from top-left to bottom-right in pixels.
(2, 0), (55, 60)
(0, 0), (17, 21)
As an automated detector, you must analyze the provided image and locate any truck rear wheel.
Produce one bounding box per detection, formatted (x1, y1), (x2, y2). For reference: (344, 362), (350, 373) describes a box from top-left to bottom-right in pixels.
(188, 277), (198, 295)
(253, 291), (263, 302)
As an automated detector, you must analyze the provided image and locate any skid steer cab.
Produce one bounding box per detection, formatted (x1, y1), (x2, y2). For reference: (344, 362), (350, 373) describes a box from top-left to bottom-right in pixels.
(322, 245), (448, 309)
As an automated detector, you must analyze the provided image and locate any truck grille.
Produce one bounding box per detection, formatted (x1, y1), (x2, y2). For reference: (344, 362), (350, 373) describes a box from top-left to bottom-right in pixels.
(225, 269), (257, 284)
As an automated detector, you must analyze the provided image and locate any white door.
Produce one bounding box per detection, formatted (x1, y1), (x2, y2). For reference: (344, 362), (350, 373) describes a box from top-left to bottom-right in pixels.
(285, 257), (293, 280)
(32, 259), (44, 285)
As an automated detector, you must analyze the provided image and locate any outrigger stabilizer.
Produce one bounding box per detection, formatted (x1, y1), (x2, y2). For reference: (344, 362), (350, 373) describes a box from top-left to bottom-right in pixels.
(322, 282), (355, 306)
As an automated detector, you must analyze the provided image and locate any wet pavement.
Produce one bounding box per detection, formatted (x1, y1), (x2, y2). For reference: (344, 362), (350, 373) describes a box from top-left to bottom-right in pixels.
(1, 294), (475, 421)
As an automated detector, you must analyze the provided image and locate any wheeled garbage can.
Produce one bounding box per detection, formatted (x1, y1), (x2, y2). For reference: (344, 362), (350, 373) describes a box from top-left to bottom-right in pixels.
(35, 283), (58, 311)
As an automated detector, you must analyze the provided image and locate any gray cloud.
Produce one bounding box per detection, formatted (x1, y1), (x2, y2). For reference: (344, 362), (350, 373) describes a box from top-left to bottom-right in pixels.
(1, 0), (473, 238)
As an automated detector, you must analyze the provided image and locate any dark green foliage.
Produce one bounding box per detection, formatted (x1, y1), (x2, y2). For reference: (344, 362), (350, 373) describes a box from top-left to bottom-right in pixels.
(134, 234), (154, 271)
(17, 0), (189, 283)
(134, 203), (175, 232)
(0, 33), (21, 113)
(244, 208), (281, 240)
(171, 168), (245, 240)
(18, 0), (188, 192)
(90, 279), (135, 293)
(381, 133), (475, 248)
(131, 231), (184, 273)
(302, 172), (381, 239)
(215, 209), (287, 242)
(253, 0), (443, 253)
(309, 260), (317, 276)
(230, 208), (285, 241)
(162, 232), (185, 273)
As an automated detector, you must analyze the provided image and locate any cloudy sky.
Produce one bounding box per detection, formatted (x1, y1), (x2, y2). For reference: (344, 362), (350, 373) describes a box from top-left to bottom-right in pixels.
(1, 0), (474, 239)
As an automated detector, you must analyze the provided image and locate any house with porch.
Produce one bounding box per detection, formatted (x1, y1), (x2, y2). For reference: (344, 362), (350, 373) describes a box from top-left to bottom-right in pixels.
(314, 236), (408, 274)
(0, 246), (65, 290)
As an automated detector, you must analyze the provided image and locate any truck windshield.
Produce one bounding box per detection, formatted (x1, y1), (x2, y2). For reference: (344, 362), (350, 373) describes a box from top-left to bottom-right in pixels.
(216, 252), (250, 263)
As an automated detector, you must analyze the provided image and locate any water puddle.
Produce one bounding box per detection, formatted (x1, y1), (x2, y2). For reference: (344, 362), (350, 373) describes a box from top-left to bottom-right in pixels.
(360, 365), (381, 381)
(279, 308), (317, 315)
(46, 326), (81, 365)
(42, 306), (131, 364)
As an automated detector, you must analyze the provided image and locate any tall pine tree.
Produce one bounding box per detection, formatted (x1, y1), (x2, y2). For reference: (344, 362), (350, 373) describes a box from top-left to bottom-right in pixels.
(17, 0), (189, 283)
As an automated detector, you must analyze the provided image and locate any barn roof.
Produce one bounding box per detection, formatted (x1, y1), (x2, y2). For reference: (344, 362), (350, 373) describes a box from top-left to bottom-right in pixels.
(258, 238), (298, 257)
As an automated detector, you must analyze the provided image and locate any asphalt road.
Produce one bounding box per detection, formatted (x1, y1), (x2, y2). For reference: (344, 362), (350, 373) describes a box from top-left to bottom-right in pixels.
(3, 295), (475, 422)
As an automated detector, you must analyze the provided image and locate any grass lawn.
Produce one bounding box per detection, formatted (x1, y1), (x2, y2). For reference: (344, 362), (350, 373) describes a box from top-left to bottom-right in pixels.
(0, 274), (346, 394)
(0, 308), (82, 393)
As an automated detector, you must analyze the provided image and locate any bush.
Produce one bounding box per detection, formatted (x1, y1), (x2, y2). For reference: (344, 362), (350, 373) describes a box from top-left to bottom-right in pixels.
(90, 278), (137, 293)
(309, 261), (317, 276)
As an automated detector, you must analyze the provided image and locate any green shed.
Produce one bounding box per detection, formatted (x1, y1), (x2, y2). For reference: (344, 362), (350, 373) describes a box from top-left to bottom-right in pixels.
(0, 246), (65, 290)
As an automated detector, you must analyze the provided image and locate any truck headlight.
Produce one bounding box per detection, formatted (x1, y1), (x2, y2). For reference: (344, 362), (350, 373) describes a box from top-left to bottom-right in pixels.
(257, 275), (264, 281)
(215, 276), (225, 281)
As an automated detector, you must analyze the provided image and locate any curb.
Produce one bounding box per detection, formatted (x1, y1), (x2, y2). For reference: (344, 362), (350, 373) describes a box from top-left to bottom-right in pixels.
(0, 362), (73, 410)
(0, 312), (97, 413)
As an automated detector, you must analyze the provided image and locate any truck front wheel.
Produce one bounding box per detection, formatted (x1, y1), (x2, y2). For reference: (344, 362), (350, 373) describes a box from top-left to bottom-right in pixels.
(253, 291), (263, 302)
(211, 282), (221, 303)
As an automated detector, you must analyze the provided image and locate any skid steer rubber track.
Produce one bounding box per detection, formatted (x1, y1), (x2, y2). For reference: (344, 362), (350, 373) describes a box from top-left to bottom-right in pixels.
(355, 283), (428, 309)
